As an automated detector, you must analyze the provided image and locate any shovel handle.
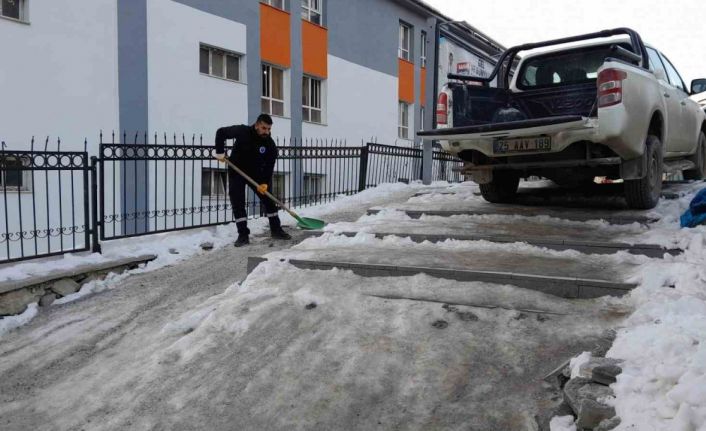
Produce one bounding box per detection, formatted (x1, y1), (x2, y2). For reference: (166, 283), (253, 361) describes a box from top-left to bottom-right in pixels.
(221, 158), (300, 220)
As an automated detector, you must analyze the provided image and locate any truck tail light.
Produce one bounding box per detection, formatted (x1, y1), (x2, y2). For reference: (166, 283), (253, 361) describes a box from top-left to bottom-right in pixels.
(436, 92), (449, 125)
(597, 69), (628, 108)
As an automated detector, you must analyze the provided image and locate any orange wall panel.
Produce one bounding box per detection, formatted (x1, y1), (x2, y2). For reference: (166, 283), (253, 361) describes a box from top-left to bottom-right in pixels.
(420, 67), (427, 107)
(398, 59), (414, 104)
(302, 20), (328, 78)
(260, 3), (290, 67)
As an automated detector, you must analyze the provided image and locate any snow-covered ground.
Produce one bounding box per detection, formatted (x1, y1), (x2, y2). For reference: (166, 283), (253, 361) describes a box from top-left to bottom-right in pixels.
(0, 182), (439, 336)
(1, 179), (706, 430)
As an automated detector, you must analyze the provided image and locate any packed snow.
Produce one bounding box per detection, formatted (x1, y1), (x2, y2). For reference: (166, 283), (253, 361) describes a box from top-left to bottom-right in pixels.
(0, 182), (440, 336)
(2, 178), (706, 430)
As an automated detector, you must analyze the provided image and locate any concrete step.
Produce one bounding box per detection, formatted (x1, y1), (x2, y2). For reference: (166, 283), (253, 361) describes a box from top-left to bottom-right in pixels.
(249, 243), (638, 299)
(298, 230), (678, 258)
(368, 207), (656, 225)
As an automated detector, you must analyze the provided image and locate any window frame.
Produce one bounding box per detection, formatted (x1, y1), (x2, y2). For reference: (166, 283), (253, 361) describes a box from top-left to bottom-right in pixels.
(262, 0), (285, 10)
(301, 0), (322, 25)
(302, 75), (324, 124)
(398, 101), (410, 139)
(398, 22), (411, 61)
(261, 63), (287, 117)
(0, 155), (32, 192)
(420, 31), (427, 68)
(303, 173), (324, 204)
(199, 44), (243, 83)
(659, 52), (688, 93)
(0, 0), (28, 22)
(201, 167), (229, 200)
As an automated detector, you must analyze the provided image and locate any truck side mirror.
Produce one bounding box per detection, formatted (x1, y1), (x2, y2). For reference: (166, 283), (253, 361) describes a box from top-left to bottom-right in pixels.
(691, 78), (706, 95)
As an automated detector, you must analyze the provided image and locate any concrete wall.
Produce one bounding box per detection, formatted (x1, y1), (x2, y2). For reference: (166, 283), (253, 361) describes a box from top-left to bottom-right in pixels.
(147, 0), (249, 141)
(0, 0), (119, 152)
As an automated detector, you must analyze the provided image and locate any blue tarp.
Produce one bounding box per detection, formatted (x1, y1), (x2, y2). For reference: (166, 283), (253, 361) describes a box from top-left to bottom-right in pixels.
(680, 188), (706, 228)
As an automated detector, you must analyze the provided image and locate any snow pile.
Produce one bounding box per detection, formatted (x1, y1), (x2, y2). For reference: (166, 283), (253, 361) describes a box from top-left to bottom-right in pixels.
(569, 351), (592, 379)
(605, 186), (706, 430)
(550, 415), (577, 431)
(0, 303), (38, 337)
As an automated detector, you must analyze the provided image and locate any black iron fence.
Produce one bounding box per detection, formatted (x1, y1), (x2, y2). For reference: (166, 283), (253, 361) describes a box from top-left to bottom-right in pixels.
(1, 135), (463, 263)
(0, 140), (92, 263)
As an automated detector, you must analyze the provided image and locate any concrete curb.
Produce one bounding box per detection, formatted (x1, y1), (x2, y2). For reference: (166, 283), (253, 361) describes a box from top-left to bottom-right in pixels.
(0, 255), (158, 316)
(298, 230), (679, 258)
(247, 257), (636, 299)
(0, 255), (158, 296)
(367, 208), (658, 225)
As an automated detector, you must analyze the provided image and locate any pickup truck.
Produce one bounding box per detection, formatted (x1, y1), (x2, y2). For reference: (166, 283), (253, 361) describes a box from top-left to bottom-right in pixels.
(419, 28), (706, 209)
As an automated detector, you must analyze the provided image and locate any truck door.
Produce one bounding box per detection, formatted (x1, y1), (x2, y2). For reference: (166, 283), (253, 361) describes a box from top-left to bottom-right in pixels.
(660, 52), (696, 153)
(661, 52), (701, 154)
(647, 48), (684, 153)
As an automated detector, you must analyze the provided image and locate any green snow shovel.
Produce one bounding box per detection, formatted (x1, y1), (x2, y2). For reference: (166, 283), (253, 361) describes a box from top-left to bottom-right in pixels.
(222, 158), (325, 230)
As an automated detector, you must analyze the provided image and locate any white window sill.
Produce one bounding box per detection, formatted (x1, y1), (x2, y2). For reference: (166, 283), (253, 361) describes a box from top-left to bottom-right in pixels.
(0, 15), (29, 24)
(200, 73), (246, 86)
(303, 120), (327, 126)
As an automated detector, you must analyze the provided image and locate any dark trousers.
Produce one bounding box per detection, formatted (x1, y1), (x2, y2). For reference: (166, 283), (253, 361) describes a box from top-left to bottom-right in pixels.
(228, 170), (281, 235)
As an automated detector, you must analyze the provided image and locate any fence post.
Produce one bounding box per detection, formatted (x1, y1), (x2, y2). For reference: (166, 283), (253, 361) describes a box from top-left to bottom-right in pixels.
(358, 144), (370, 192)
(90, 156), (102, 254)
(421, 141), (433, 185)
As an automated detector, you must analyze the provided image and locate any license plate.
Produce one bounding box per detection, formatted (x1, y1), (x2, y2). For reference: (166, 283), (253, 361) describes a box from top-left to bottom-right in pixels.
(493, 137), (551, 154)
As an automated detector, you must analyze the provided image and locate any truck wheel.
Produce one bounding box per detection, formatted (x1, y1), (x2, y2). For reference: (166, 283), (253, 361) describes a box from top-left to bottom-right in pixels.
(479, 172), (520, 203)
(683, 131), (706, 180)
(624, 135), (663, 209)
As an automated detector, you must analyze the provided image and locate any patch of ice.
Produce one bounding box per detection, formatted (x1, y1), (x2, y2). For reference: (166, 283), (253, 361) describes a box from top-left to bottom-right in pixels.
(549, 415), (577, 431)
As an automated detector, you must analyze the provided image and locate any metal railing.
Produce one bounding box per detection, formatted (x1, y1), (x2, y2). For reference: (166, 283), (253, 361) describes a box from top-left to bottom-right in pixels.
(0, 135), (464, 262)
(0, 139), (92, 263)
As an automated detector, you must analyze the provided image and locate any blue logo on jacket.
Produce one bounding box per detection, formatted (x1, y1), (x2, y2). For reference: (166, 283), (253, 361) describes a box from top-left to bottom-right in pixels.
(259, 146), (266, 154)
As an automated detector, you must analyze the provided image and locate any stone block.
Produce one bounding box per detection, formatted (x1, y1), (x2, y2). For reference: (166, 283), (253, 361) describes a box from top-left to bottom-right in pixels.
(592, 364), (623, 386)
(0, 288), (43, 316)
(595, 416), (621, 431)
(50, 278), (81, 297)
(576, 399), (616, 430)
(576, 357), (623, 385)
(39, 293), (57, 307)
(563, 377), (613, 414)
(200, 241), (214, 250)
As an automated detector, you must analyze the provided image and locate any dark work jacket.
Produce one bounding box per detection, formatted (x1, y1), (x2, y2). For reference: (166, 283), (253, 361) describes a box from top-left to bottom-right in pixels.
(215, 125), (278, 184)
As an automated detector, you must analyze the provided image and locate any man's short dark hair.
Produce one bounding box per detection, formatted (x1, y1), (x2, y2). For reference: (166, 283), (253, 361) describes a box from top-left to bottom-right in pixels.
(256, 114), (273, 125)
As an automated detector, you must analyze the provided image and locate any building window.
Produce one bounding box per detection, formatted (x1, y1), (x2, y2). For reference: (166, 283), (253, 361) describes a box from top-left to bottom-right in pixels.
(1, 156), (31, 192)
(201, 168), (228, 198)
(302, 76), (323, 124)
(0, 0), (25, 21)
(271, 172), (286, 201)
(420, 31), (427, 68)
(262, 64), (285, 117)
(200, 44), (242, 82)
(398, 102), (410, 139)
(301, 0), (322, 25)
(262, 0), (285, 10)
(398, 22), (411, 61)
(303, 173), (324, 204)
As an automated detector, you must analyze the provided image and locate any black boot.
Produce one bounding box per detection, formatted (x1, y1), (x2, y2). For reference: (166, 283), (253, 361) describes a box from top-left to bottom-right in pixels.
(270, 227), (291, 240)
(234, 234), (250, 247)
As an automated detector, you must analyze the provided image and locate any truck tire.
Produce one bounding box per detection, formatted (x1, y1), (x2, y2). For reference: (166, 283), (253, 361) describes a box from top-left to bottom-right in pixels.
(683, 131), (706, 180)
(624, 135), (663, 209)
(479, 172), (520, 203)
